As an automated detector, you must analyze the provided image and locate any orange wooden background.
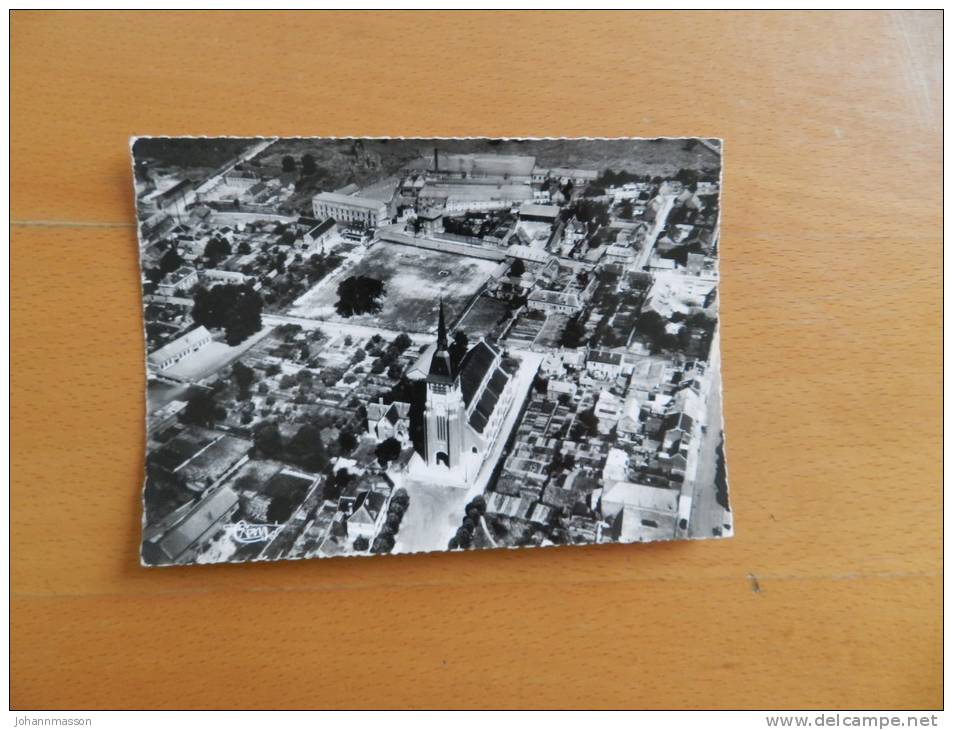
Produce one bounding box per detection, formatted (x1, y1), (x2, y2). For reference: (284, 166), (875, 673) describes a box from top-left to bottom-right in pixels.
(10, 11), (942, 709)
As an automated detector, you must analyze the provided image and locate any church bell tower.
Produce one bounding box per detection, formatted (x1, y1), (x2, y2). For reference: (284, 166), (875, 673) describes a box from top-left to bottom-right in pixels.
(423, 302), (466, 470)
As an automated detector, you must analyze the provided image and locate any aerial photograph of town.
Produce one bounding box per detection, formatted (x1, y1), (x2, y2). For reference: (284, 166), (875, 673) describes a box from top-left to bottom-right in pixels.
(132, 136), (730, 566)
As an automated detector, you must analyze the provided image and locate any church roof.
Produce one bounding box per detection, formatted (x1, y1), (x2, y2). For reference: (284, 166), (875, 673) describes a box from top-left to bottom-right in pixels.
(407, 343), (436, 380)
(459, 342), (511, 434)
(458, 341), (500, 407)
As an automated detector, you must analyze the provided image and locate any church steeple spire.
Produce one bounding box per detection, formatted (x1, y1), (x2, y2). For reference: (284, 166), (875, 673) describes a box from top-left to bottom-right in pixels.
(437, 300), (449, 352)
(428, 300), (454, 383)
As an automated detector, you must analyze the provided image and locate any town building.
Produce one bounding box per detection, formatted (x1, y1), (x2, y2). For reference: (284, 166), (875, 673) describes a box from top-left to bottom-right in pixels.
(147, 326), (212, 371)
(415, 206), (444, 234)
(586, 349), (623, 380)
(600, 480), (679, 542)
(424, 150), (537, 183)
(224, 169), (259, 189)
(602, 447), (629, 483)
(518, 203), (561, 223)
(139, 212), (175, 243)
(304, 218), (337, 250)
(312, 192), (389, 228)
(418, 182), (534, 214)
(594, 389), (625, 427)
(366, 399), (412, 444)
(152, 179), (195, 220)
(535, 167), (599, 186)
(526, 288), (584, 316)
(345, 485), (390, 541)
(200, 269), (251, 286)
(156, 266), (199, 296)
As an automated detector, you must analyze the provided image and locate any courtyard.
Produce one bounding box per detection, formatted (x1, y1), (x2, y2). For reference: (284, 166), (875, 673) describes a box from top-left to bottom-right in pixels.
(286, 241), (500, 333)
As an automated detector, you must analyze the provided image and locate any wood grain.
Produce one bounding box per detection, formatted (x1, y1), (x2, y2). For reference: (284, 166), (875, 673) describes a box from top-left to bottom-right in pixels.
(10, 10), (942, 709)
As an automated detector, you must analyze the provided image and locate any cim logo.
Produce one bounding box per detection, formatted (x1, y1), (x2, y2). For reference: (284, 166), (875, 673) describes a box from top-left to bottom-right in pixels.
(228, 520), (283, 544)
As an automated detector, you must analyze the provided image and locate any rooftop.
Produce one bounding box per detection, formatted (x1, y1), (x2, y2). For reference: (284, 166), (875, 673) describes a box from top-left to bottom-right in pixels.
(313, 191), (388, 212)
(518, 203), (560, 219)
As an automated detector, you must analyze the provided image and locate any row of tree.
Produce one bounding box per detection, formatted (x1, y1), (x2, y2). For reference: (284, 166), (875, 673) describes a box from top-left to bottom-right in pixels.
(253, 421), (329, 473)
(367, 487), (411, 554)
(448, 494), (487, 550)
(280, 153), (320, 177)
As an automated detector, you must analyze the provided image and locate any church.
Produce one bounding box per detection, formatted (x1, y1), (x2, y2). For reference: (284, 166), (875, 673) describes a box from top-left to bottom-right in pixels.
(406, 304), (517, 486)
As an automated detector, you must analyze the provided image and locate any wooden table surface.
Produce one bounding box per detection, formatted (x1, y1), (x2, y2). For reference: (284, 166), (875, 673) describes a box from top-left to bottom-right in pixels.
(10, 10), (942, 710)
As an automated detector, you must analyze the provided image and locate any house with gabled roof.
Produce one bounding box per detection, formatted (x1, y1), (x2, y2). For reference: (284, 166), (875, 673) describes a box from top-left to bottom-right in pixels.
(366, 398), (412, 444)
(346, 483), (390, 541)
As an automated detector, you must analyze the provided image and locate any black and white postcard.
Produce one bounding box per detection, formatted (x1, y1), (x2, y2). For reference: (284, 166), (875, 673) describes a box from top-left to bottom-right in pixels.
(133, 137), (730, 566)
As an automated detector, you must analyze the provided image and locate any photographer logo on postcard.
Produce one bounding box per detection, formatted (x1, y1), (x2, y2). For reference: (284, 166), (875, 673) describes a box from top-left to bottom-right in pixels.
(132, 136), (730, 567)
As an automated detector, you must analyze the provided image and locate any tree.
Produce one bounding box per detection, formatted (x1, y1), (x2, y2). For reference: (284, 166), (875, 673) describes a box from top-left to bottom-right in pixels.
(375, 437), (402, 467)
(560, 315), (587, 348)
(237, 240), (252, 255)
(448, 330), (469, 372)
(619, 200), (634, 220)
(636, 310), (668, 351)
(338, 430), (358, 453)
(285, 424), (328, 472)
(281, 155), (297, 173)
(394, 333), (412, 352)
(576, 408), (599, 435)
(468, 494), (486, 515)
(253, 421), (283, 459)
(392, 488), (410, 510)
(232, 361), (255, 396)
(675, 168), (700, 189)
(454, 525), (473, 549)
(158, 246), (183, 275)
(181, 390), (218, 427)
(322, 468), (347, 503)
(371, 529), (396, 554)
(510, 258), (526, 278)
(335, 276), (385, 317)
(203, 236), (231, 262)
(301, 153), (317, 176)
(353, 536), (369, 551)
(266, 494), (296, 524)
(224, 286), (264, 346)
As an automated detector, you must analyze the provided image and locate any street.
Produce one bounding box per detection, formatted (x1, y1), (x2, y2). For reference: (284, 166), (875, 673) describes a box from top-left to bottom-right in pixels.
(688, 335), (731, 538)
(632, 194), (676, 271)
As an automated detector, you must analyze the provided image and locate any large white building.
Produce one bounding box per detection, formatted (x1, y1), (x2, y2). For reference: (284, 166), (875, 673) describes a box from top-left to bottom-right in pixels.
(312, 192), (389, 228)
(147, 326), (213, 371)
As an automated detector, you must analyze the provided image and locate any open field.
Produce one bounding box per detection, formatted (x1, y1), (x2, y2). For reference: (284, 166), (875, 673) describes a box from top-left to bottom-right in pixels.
(456, 296), (511, 340)
(287, 241), (498, 333)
